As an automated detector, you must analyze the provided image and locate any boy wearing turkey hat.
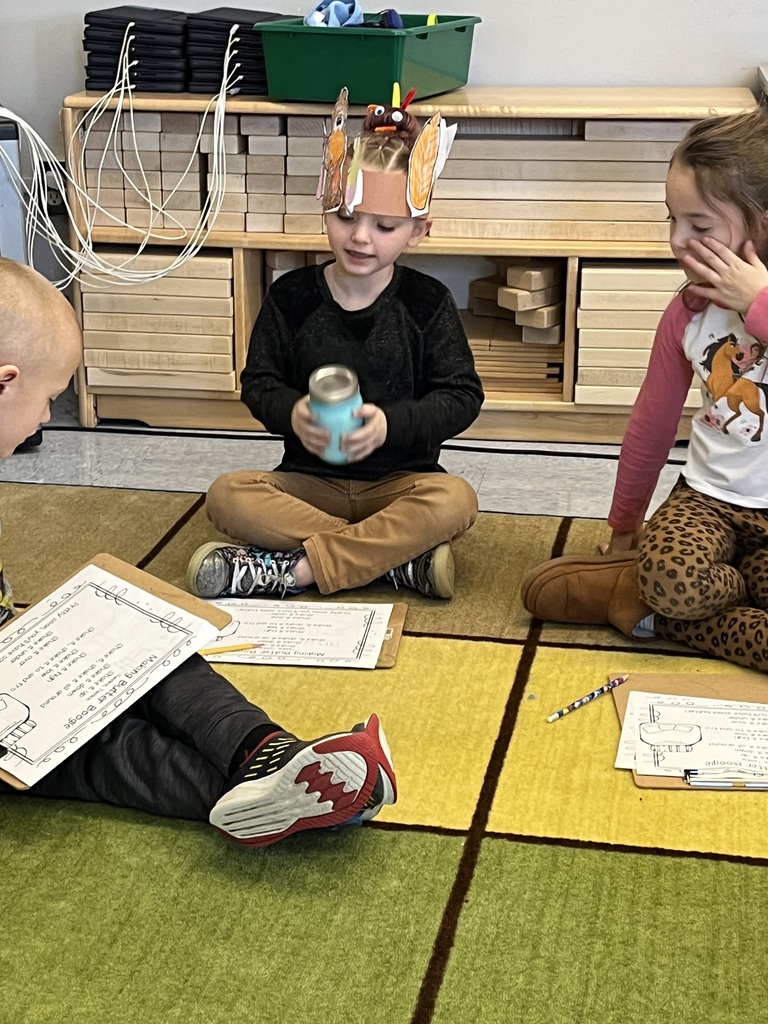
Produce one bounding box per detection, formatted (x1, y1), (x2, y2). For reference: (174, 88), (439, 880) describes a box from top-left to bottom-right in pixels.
(188, 87), (484, 603)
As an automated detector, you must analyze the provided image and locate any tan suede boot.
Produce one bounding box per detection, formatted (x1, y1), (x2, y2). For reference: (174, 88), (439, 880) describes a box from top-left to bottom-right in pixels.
(520, 553), (653, 636)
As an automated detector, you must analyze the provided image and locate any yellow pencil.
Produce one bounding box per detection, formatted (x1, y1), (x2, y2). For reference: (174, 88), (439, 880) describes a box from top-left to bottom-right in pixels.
(198, 643), (261, 656)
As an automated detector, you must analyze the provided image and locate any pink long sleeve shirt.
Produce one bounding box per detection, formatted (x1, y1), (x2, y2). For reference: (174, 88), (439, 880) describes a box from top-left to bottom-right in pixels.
(608, 287), (768, 533)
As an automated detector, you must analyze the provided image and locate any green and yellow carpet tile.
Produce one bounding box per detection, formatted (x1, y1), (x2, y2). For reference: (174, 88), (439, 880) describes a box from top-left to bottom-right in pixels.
(3, 481), (768, 1024)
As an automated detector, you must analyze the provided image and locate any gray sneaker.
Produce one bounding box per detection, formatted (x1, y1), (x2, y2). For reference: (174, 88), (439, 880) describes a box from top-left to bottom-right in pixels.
(384, 541), (454, 599)
(186, 542), (306, 599)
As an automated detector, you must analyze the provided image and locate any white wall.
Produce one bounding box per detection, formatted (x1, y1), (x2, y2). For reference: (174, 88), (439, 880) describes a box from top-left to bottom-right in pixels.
(0, 0), (764, 157)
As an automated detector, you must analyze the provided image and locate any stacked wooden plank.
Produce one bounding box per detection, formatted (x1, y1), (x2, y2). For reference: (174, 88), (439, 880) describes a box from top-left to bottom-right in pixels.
(462, 307), (564, 398)
(469, 258), (566, 345)
(81, 250), (236, 392)
(241, 115), (287, 233)
(575, 260), (701, 406)
(430, 119), (691, 241)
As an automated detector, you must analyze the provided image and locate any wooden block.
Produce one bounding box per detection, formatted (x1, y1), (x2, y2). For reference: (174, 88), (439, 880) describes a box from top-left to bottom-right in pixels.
(215, 193), (248, 213)
(472, 297), (516, 320)
(85, 169), (125, 189)
(285, 195), (323, 214)
(161, 190), (203, 211)
(240, 115), (285, 136)
(490, 319), (524, 343)
(122, 171), (161, 193)
(245, 174), (285, 195)
(84, 187), (124, 207)
(121, 131), (160, 151)
(210, 172), (245, 192)
(515, 302), (564, 328)
(200, 134), (245, 154)
(430, 220), (669, 242)
(288, 137), (323, 156)
(247, 137), (288, 156)
(245, 214), (285, 232)
(162, 171), (205, 192)
(430, 199), (666, 222)
(578, 347), (652, 368)
(89, 208), (127, 227)
(448, 139), (678, 161)
(122, 150), (161, 171)
(266, 250), (306, 270)
(82, 330), (232, 354)
(124, 208), (160, 229)
(581, 262), (685, 290)
(212, 153), (246, 174)
(120, 112), (162, 132)
(161, 113), (202, 133)
(245, 155), (285, 174)
(82, 275), (231, 298)
(248, 194), (287, 213)
(265, 266), (295, 286)
(160, 133), (201, 152)
(287, 156), (320, 177)
(506, 259), (563, 290)
(522, 325), (563, 345)
(577, 328), (656, 349)
(468, 275), (505, 301)
(584, 120), (691, 142)
(441, 159), (668, 182)
(82, 130), (114, 150)
(84, 150), (121, 170)
(82, 293), (234, 317)
(433, 180), (664, 202)
(578, 367), (648, 386)
(580, 289), (676, 310)
(207, 211), (246, 232)
(83, 312), (232, 335)
(574, 384), (702, 407)
(577, 309), (664, 329)
(497, 285), (561, 312)
(161, 152), (204, 172)
(284, 215), (323, 234)
(85, 348), (233, 373)
(86, 367), (237, 392)
(287, 115), (363, 137)
(285, 176), (319, 195)
(306, 252), (333, 265)
(94, 251), (233, 279)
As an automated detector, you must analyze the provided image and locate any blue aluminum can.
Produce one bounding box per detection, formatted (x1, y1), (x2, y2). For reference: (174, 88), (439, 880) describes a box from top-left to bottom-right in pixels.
(308, 364), (363, 464)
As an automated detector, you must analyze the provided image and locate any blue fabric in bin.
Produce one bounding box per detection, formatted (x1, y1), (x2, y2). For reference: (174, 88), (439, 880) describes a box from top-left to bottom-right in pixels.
(304, 0), (364, 27)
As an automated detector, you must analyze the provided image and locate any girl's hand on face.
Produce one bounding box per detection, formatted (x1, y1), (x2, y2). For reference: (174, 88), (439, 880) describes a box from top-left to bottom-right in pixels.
(683, 238), (768, 313)
(342, 404), (388, 463)
(291, 395), (331, 458)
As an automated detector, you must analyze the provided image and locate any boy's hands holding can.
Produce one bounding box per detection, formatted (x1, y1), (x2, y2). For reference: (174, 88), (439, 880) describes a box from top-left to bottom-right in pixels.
(343, 404), (388, 463)
(291, 395), (331, 458)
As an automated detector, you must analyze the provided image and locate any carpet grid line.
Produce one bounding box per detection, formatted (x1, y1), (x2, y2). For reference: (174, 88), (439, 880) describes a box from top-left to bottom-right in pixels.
(136, 493), (206, 570)
(408, 515), (572, 1024)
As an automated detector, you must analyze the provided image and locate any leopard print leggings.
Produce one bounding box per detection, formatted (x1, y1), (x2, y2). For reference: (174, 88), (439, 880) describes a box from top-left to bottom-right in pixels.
(637, 478), (768, 671)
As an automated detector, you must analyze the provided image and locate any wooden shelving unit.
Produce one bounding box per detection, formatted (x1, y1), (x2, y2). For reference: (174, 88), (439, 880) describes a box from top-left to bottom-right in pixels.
(61, 85), (756, 440)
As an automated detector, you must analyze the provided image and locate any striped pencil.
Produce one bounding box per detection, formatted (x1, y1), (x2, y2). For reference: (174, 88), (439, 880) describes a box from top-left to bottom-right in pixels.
(546, 675), (630, 722)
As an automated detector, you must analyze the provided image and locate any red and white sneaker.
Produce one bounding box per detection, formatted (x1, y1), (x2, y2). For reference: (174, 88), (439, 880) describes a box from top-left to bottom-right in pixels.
(209, 714), (397, 848)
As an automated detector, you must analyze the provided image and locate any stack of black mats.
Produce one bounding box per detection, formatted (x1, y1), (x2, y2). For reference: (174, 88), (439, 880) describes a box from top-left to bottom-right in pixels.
(186, 8), (284, 95)
(84, 6), (188, 92)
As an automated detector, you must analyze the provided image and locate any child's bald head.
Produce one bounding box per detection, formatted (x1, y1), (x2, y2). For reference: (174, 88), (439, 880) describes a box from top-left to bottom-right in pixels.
(0, 259), (82, 457)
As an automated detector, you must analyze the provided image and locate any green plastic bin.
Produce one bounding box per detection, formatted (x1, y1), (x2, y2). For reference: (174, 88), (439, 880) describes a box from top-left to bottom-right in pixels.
(256, 14), (481, 104)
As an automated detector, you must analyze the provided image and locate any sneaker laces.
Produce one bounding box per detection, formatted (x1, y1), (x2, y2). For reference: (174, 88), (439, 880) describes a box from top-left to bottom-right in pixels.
(227, 549), (299, 597)
(385, 551), (433, 596)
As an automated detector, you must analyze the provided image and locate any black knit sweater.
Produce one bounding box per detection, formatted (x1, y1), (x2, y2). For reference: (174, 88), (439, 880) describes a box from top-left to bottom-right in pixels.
(240, 263), (484, 480)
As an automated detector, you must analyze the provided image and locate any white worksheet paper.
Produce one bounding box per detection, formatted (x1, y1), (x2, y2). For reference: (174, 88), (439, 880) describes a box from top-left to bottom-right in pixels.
(202, 599), (393, 669)
(616, 690), (768, 778)
(0, 566), (218, 787)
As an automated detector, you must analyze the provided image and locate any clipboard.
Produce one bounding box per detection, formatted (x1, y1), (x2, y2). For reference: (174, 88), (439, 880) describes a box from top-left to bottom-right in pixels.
(0, 554), (232, 791)
(377, 602), (408, 669)
(612, 671), (768, 790)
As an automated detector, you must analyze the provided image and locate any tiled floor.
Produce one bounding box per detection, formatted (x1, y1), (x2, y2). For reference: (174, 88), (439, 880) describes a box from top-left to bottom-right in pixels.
(5, 384), (687, 521)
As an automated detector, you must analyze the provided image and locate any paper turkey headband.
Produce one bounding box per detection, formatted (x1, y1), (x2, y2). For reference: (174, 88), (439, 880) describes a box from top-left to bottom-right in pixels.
(318, 84), (457, 218)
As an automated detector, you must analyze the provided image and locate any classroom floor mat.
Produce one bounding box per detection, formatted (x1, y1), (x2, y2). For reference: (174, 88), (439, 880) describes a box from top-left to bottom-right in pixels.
(0, 482), (201, 606)
(488, 646), (768, 859)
